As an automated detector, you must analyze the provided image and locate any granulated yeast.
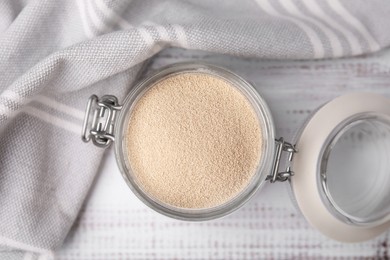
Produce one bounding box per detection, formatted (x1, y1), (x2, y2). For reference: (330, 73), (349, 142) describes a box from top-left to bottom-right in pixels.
(125, 73), (262, 209)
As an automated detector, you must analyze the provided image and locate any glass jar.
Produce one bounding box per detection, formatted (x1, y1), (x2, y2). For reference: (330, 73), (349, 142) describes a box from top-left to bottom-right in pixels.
(82, 62), (390, 242)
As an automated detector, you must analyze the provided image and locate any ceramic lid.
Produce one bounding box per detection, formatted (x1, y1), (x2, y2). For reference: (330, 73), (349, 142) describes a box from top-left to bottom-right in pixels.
(291, 93), (390, 242)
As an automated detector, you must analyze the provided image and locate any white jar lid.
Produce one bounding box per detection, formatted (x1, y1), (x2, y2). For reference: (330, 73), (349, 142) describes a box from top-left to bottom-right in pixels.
(291, 93), (390, 242)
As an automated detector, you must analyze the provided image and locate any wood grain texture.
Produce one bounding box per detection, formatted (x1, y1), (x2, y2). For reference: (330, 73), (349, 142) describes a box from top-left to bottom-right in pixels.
(57, 47), (390, 259)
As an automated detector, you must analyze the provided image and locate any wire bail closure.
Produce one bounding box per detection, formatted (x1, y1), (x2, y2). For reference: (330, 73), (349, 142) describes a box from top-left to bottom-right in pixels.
(267, 137), (297, 183)
(82, 95), (122, 148)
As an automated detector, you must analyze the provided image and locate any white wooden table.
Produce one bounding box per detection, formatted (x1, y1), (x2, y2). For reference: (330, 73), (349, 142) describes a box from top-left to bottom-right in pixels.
(57, 47), (390, 259)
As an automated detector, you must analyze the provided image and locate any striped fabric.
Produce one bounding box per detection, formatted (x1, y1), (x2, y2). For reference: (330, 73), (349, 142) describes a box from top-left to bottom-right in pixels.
(0, 0), (389, 259)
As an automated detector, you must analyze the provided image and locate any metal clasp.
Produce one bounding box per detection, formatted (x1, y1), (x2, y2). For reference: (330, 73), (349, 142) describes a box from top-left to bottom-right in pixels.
(82, 95), (122, 148)
(267, 137), (297, 183)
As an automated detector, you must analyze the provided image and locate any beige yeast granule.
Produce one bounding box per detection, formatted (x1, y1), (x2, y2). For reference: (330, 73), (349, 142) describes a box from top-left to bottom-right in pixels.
(125, 73), (262, 209)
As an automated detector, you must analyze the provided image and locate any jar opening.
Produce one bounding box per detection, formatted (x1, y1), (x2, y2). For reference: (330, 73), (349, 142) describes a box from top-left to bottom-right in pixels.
(114, 63), (276, 220)
(320, 113), (390, 226)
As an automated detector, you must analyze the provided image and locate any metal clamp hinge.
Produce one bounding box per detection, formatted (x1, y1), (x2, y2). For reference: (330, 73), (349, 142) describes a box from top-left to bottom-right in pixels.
(266, 137), (298, 183)
(82, 95), (122, 148)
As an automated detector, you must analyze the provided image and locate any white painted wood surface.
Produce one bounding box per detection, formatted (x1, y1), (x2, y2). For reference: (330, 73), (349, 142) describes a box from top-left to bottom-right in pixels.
(57, 47), (390, 259)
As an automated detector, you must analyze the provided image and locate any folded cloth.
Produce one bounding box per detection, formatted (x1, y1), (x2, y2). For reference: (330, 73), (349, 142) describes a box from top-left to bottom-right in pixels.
(0, 0), (389, 258)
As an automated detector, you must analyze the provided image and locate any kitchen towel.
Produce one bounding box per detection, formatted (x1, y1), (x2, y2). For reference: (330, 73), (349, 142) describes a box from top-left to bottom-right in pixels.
(0, 0), (390, 258)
